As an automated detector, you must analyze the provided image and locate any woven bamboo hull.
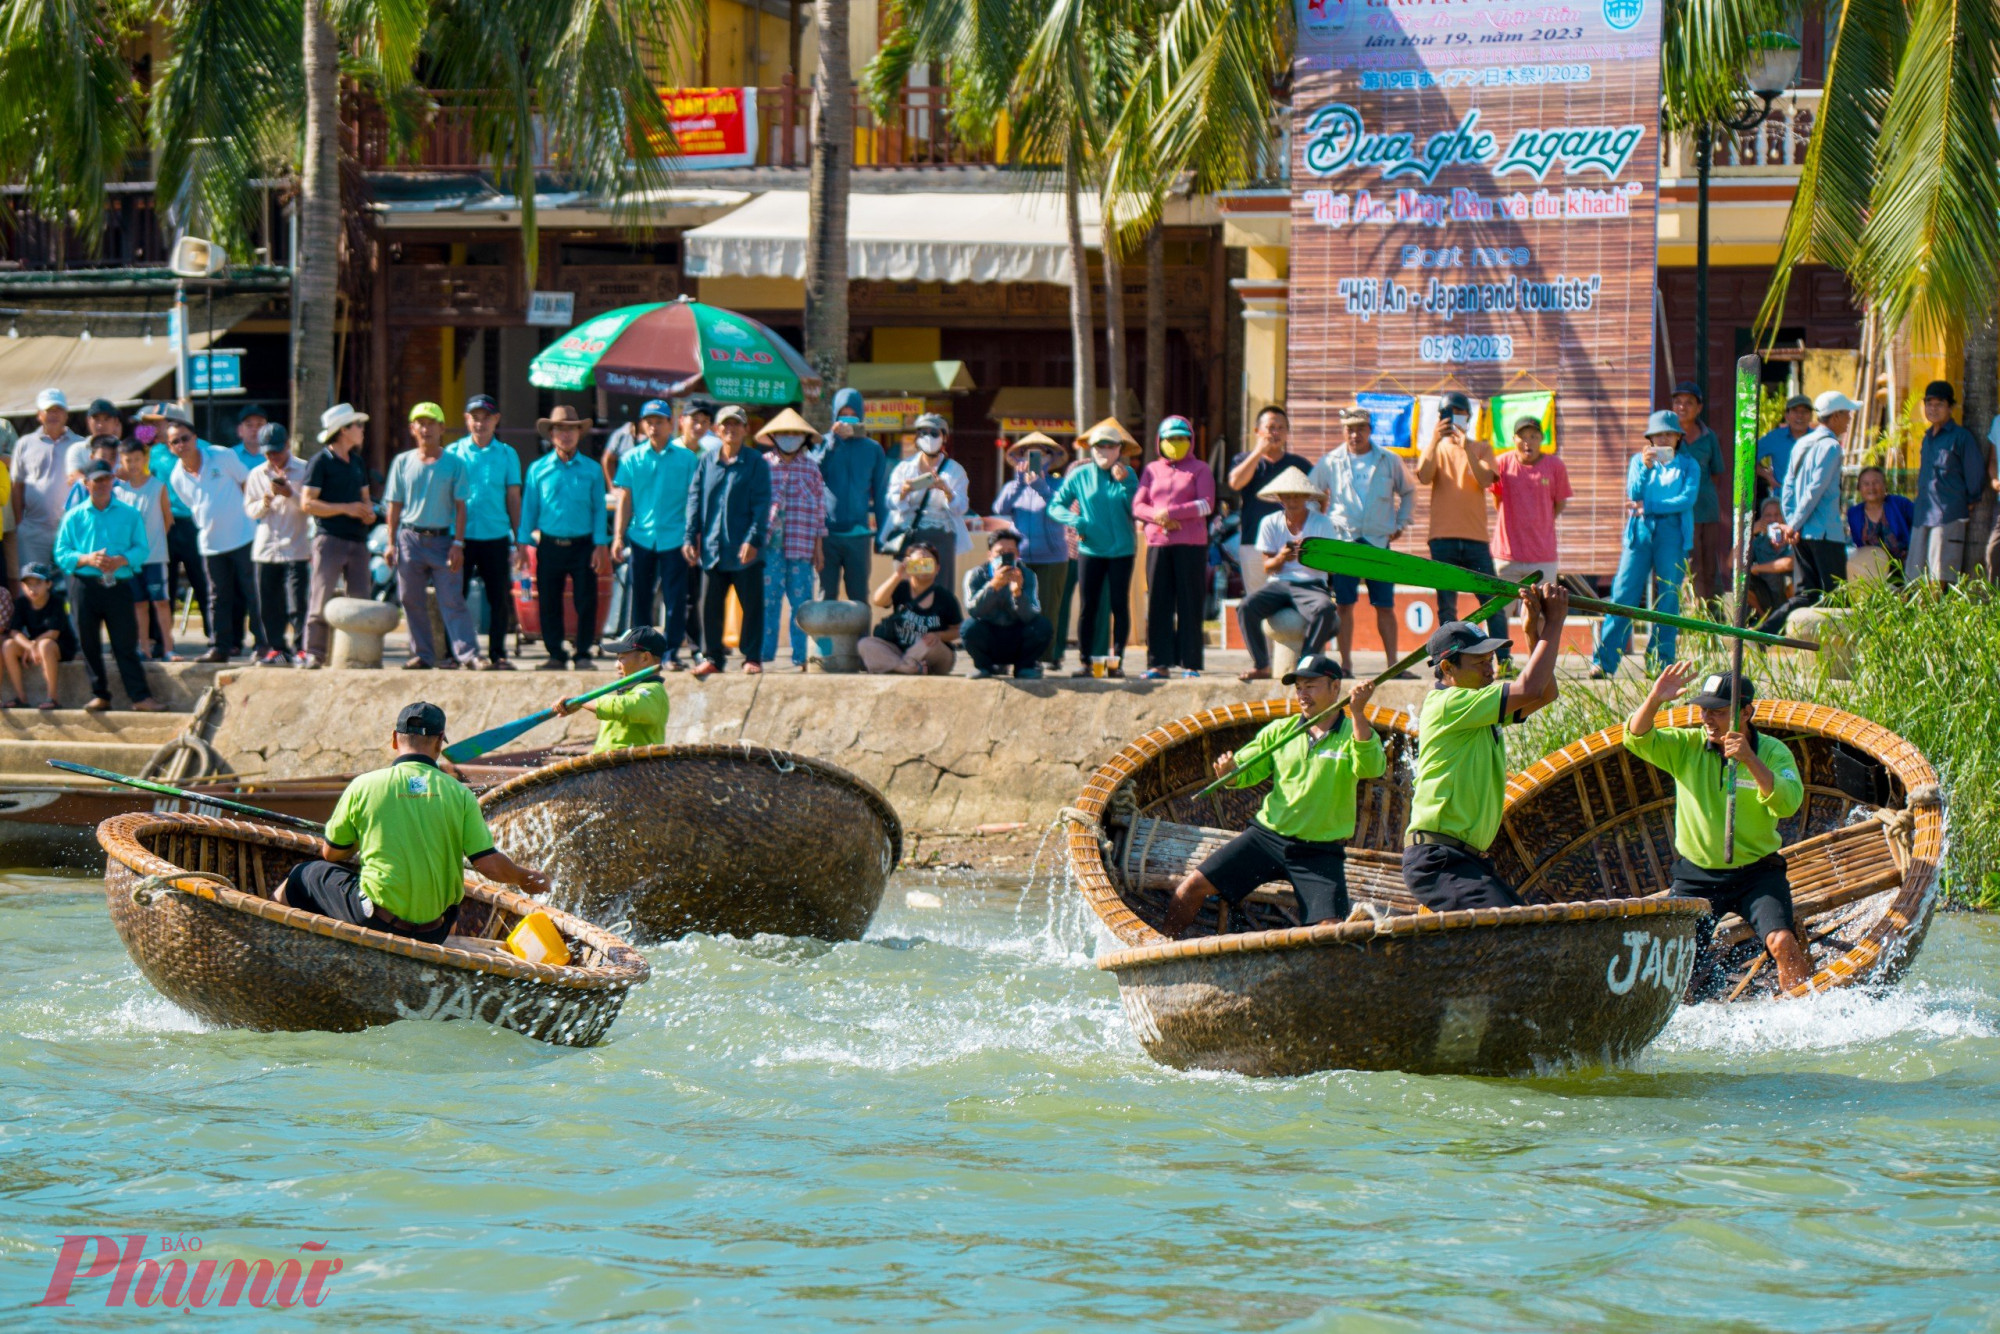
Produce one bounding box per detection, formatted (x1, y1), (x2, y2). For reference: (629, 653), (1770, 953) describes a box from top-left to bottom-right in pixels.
(1106, 901), (1702, 1077)
(478, 745), (902, 943)
(1068, 700), (1711, 1077)
(1500, 700), (1943, 999)
(98, 813), (650, 1046)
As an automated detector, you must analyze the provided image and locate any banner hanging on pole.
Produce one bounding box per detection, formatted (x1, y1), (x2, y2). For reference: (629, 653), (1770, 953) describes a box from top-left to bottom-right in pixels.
(1288, 0), (1665, 575)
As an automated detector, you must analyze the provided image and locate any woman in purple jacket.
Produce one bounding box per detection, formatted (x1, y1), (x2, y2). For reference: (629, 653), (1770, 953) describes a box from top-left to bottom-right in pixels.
(1133, 416), (1216, 678)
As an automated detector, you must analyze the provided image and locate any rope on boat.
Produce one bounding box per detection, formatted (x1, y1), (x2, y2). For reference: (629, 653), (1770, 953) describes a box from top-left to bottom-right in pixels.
(130, 870), (237, 907)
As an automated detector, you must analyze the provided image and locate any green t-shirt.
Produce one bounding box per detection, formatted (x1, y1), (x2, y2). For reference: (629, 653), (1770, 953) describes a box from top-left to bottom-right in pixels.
(591, 679), (668, 752)
(1228, 715), (1388, 843)
(324, 756), (495, 924)
(1408, 683), (1514, 852)
(1623, 725), (1804, 869)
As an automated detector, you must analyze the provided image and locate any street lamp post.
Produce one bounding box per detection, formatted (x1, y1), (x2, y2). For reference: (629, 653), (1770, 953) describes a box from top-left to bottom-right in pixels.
(1691, 33), (1802, 402)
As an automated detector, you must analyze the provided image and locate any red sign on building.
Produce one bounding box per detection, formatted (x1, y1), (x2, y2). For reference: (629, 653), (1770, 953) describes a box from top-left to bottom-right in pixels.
(655, 87), (760, 168)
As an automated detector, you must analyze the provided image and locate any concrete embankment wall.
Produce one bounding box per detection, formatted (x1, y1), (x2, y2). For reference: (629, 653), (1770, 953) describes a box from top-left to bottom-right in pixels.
(207, 671), (1434, 831)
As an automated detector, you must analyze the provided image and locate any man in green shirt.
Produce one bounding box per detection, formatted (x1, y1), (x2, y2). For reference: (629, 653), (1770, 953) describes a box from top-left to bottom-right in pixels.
(554, 625), (669, 752)
(276, 702), (549, 943)
(1163, 656), (1384, 935)
(1626, 663), (1810, 994)
(1403, 585), (1569, 911)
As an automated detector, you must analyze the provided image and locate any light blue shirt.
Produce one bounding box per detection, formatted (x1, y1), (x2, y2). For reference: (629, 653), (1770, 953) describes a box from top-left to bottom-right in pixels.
(519, 450), (609, 544)
(1308, 444), (1415, 543)
(166, 446), (257, 555)
(445, 436), (523, 542)
(115, 475), (170, 566)
(1779, 426), (1844, 541)
(230, 442), (263, 474)
(54, 495), (151, 580)
(150, 442), (193, 516)
(1624, 449), (1700, 554)
(614, 441), (701, 551)
(384, 448), (469, 532)
(1755, 425), (1804, 492)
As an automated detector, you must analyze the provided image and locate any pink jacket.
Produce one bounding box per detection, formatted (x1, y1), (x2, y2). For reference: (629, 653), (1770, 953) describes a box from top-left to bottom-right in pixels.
(1133, 456), (1215, 547)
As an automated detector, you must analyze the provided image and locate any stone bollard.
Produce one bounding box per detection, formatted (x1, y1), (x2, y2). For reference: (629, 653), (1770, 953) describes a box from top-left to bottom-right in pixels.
(796, 600), (872, 673)
(1779, 605), (1854, 680)
(1265, 607), (1307, 681)
(325, 597), (402, 669)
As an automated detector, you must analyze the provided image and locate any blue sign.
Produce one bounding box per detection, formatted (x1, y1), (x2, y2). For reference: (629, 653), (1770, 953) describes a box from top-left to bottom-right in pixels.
(189, 351), (242, 395)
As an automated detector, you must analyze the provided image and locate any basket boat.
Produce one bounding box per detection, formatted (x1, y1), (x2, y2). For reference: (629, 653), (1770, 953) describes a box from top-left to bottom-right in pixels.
(98, 812), (650, 1046)
(1500, 699), (1942, 1000)
(1067, 700), (1710, 1078)
(478, 744), (902, 943)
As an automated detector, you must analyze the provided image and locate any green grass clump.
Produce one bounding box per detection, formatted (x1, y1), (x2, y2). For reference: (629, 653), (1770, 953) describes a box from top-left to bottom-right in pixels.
(1510, 577), (2000, 909)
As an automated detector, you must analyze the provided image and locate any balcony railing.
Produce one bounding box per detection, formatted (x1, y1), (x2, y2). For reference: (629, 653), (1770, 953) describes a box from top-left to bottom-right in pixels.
(1660, 89), (1820, 181)
(351, 82), (999, 176)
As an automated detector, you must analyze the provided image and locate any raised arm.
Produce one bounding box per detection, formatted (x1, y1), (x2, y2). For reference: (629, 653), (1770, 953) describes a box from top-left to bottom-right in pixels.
(1626, 661), (1696, 738)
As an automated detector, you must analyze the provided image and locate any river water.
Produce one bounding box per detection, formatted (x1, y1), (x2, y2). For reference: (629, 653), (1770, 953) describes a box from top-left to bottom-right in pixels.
(6, 863), (1998, 1329)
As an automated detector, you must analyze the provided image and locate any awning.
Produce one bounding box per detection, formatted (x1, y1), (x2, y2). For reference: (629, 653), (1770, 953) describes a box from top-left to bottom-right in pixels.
(683, 190), (1090, 285)
(369, 175), (751, 228)
(844, 361), (975, 394)
(0, 333), (215, 418)
(986, 386), (1138, 437)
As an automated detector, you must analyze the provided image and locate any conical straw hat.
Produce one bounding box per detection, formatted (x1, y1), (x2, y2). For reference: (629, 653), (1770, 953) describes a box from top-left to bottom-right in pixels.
(754, 406), (822, 443)
(1080, 417), (1141, 456)
(1256, 465), (1320, 499)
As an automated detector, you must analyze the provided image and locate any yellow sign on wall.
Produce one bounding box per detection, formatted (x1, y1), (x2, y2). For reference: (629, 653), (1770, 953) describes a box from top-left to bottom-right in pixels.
(865, 397), (925, 432)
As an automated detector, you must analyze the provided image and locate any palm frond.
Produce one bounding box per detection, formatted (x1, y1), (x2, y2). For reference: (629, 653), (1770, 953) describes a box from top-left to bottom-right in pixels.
(0, 0), (145, 242)
(1854, 0), (2000, 339)
(1661, 0), (1797, 132)
(1758, 0), (1905, 332)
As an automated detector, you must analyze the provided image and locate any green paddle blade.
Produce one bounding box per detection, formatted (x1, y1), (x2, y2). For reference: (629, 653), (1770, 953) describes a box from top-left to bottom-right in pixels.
(441, 665), (663, 763)
(1732, 355), (1761, 515)
(1298, 538), (1508, 597)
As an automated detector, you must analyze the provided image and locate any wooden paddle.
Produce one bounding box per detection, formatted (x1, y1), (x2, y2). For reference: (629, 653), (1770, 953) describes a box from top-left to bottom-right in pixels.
(45, 759), (326, 833)
(440, 665), (662, 763)
(1297, 537), (1821, 652)
(1191, 585), (1525, 799)
(1722, 354), (1762, 862)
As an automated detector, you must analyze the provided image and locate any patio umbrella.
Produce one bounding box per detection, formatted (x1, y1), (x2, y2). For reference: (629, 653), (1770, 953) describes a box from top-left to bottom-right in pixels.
(528, 296), (820, 405)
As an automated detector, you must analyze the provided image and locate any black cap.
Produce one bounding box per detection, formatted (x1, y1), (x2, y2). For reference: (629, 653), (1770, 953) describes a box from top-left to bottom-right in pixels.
(1427, 621), (1510, 664)
(86, 398), (118, 418)
(683, 397), (717, 418)
(20, 561), (55, 583)
(395, 701), (448, 736)
(81, 458), (114, 478)
(602, 625), (669, 658)
(465, 393), (499, 414)
(1281, 652), (1345, 685)
(1671, 380), (1704, 402)
(258, 422), (289, 452)
(1784, 393), (1813, 411)
(1923, 379), (1955, 405)
(1690, 672), (1756, 710)
(236, 404), (268, 425)
(1440, 391), (1472, 416)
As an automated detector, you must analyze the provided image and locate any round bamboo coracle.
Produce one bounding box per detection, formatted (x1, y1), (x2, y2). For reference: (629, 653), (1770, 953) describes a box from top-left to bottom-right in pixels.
(478, 743), (902, 943)
(1066, 700), (1708, 1077)
(1501, 699), (1943, 1000)
(98, 812), (651, 1046)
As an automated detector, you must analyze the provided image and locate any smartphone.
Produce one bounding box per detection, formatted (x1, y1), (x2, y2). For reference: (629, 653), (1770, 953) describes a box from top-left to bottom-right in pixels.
(999, 552), (1017, 567)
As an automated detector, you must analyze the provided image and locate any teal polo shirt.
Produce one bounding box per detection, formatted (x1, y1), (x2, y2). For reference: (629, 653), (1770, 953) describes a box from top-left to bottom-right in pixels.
(614, 441), (700, 551)
(446, 436), (524, 542)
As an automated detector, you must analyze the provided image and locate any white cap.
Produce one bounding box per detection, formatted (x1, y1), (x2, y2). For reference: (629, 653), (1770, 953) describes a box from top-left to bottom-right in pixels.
(318, 402), (370, 443)
(1814, 390), (1862, 416)
(35, 388), (67, 411)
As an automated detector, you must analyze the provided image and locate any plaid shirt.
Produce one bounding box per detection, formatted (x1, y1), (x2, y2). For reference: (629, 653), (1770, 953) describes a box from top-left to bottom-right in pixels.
(768, 453), (829, 561)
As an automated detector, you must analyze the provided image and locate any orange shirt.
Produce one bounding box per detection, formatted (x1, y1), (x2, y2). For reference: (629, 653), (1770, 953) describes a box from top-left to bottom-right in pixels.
(1424, 438), (1495, 542)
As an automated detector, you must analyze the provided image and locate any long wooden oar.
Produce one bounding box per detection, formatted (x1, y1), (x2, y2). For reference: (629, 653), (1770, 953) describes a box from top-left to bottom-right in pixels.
(1298, 538), (1819, 652)
(1723, 354), (1761, 861)
(440, 665), (663, 763)
(1192, 585), (1524, 799)
(45, 759), (325, 833)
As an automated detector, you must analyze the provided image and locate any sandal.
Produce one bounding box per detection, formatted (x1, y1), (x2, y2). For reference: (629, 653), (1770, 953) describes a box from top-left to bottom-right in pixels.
(37, 700), (56, 711)
(0, 697), (16, 709)
(1237, 668), (1271, 682)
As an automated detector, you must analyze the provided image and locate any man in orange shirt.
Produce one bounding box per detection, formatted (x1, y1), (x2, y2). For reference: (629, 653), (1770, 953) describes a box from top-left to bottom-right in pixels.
(1414, 391), (1510, 670)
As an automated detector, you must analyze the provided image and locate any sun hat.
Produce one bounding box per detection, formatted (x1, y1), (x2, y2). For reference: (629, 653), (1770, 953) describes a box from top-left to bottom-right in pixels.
(1081, 417), (1141, 457)
(318, 403), (368, 443)
(1340, 406), (1373, 425)
(1003, 430), (1061, 463)
(754, 406), (822, 445)
(536, 404), (594, 437)
(1256, 465), (1319, 499)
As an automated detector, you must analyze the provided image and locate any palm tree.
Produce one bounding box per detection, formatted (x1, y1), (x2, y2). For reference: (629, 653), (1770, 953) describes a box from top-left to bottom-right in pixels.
(805, 0), (853, 425)
(1, 0), (692, 433)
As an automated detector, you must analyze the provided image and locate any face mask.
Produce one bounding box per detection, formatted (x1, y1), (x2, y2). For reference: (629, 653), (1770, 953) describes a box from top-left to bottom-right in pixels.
(906, 559), (937, 579)
(1159, 438), (1191, 461)
(916, 432), (944, 455)
(774, 434), (806, 453)
(1093, 447), (1121, 468)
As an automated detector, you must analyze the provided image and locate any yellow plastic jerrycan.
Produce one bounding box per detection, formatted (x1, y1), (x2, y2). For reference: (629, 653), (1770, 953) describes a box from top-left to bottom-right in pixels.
(505, 910), (571, 967)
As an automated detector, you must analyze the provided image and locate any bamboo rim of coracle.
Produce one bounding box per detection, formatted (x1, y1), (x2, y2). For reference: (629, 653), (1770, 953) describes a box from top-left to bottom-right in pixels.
(97, 811), (650, 990)
(1507, 699), (1944, 999)
(476, 742), (905, 869)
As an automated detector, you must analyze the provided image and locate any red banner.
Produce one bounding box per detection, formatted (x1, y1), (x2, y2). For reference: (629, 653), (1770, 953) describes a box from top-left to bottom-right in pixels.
(655, 87), (759, 168)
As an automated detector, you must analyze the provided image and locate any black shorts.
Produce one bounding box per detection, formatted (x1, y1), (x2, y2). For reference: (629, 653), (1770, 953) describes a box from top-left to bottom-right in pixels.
(1402, 840), (1523, 911)
(1672, 854), (1796, 940)
(280, 859), (458, 945)
(1196, 821), (1350, 925)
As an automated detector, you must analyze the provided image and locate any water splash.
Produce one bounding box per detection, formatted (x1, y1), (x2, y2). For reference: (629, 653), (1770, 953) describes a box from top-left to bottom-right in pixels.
(1650, 980), (1996, 1057)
